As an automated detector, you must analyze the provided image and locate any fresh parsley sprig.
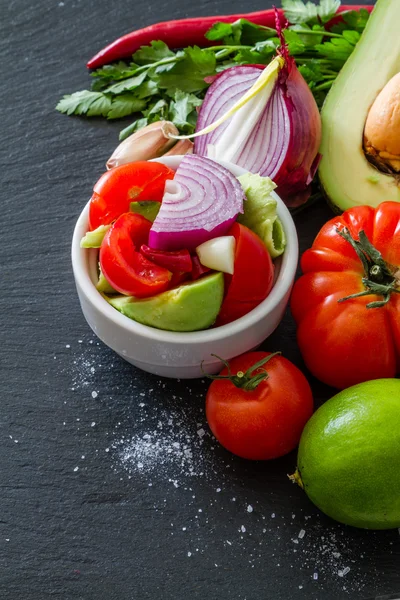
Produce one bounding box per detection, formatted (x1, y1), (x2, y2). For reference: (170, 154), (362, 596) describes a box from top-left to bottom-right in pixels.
(56, 1), (369, 137)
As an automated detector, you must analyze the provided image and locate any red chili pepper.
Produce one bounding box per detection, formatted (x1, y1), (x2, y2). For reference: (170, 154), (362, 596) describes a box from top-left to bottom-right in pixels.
(87, 6), (372, 70)
(191, 255), (211, 281)
(140, 245), (193, 273)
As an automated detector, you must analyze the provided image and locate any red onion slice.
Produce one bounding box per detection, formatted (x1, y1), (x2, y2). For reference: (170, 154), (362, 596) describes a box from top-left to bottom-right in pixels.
(148, 155), (245, 251)
(193, 62), (321, 207)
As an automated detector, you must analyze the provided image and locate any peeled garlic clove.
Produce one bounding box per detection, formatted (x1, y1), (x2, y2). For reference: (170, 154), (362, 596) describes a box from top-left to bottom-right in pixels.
(106, 121), (179, 169)
(164, 139), (194, 156)
(364, 72), (400, 172)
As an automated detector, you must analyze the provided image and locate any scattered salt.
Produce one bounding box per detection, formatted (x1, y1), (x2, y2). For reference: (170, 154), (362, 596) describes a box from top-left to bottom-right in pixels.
(73, 467), (79, 472)
(241, 525), (246, 533)
(247, 505), (253, 513)
(298, 529), (306, 539)
(91, 391), (98, 398)
(187, 552), (192, 557)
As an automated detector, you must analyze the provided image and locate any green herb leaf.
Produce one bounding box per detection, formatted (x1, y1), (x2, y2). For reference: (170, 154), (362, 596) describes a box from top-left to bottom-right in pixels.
(56, 90), (109, 116)
(332, 7), (369, 33)
(136, 80), (159, 99)
(283, 29), (306, 54)
(169, 90), (202, 131)
(107, 94), (146, 119)
(119, 117), (149, 141)
(104, 71), (147, 94)
(155, 46), (216, 93)
(205, 22), (234, 41)
(315, 37), (356, 62)
(282, 0), (340, 25)
(132, 40), (175, 65)
(91, 61), (134, 81)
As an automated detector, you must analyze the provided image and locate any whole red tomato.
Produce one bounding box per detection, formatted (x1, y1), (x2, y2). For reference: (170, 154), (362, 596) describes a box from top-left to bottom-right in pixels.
(205, 352), (313, 460)
(89, 161), (174, 230)
(291, 202), (400, 390)
(216, 223), (274, 326)
(100, 212), (171, 297)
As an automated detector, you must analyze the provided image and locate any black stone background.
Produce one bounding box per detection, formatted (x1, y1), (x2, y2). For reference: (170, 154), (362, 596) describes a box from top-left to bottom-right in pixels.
(2, 0), (399, 599)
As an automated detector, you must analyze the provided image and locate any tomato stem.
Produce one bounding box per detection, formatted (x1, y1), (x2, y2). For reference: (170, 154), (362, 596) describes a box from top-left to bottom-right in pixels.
(336, 227), (400, 308)
(201, 352), (281, 391)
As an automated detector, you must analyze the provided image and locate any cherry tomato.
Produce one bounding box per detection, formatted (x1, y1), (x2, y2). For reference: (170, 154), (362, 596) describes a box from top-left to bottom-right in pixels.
(206, 352), (313, 460)
(291, 202), (400, 389)
(100, 213), (171, 297)
(89, 161), (174, 230)
(216, 223), (274, 326)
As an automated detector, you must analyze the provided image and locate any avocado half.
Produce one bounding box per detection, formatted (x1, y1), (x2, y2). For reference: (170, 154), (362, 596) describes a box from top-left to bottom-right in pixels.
(107, 272), (224, 332)
(319, 0), (400, 212)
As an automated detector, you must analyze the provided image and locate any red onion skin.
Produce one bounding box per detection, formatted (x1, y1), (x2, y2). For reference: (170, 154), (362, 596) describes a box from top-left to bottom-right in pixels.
(194, 62), (321, 207)
(273, 63), (321, 207)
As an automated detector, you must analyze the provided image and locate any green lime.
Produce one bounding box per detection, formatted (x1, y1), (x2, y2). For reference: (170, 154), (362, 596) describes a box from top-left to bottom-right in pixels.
(295, 379), (400, 529)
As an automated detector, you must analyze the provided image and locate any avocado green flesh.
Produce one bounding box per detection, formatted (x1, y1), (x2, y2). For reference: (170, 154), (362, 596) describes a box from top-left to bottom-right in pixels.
(319, 0), (400, 211)
(297, 379), (400, 529)
(129, 200), (160, 222)
(237, 172), (286, 258)
(107, 272), (224, 332)
(96, 267), (117, 294)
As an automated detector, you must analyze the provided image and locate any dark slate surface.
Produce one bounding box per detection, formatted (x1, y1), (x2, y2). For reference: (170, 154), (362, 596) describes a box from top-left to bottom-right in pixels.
(2, 0), (399, 599)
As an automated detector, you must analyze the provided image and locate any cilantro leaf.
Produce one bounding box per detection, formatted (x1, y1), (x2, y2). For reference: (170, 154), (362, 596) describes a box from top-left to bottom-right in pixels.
(282, 0), (340, 25)
(282, 0), (318, 24)
(235, 19), (276, 46)
(205, 22), (233, 41)
(132, 41), (174, 65)
(145, 98), (169, 118)
(87, 94), (112, 117)
(136, 80), (159, 99)
(283, 29), (306, 54)
(119, 118), (149, 141)
(104, 71), (147, 94)
(169, 90), (202, 132)
(56, 91), (109, 116)
(317, 0), (341, 23)
(107, 95), (146, 119)
(91, 61), (134, 81)
(315, 37), (356, 62)
(155, 47), (216, 93)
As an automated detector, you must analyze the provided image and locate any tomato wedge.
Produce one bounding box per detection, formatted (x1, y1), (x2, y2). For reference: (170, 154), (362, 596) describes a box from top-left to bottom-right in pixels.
(100, 213), (172, 297)
(89, 161), (175, 230)
(216, 223), (274, 326)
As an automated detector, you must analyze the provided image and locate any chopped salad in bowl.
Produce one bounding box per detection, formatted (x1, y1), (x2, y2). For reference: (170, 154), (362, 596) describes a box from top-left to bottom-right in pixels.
(72, 154), (297, 378)
(79, 154), (287, 333)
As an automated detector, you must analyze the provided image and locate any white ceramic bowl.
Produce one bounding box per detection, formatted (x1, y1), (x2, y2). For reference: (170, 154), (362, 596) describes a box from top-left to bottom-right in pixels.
(71, 156), (298, 379)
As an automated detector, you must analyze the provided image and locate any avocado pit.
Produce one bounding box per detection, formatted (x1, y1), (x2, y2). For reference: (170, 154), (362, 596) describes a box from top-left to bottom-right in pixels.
(364, 73), (400, 174)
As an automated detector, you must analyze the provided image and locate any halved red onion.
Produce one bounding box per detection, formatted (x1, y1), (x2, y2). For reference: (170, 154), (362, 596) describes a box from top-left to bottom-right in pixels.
(148, 155), (244, 251)
(194, 61), (321, 207)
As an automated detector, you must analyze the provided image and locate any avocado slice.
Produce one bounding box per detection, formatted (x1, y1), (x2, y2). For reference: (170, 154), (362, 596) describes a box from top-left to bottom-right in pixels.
(319, 0), (400, 212)
(237, 172), (286, 258)
(106, 273), (224, 332)
(129, 200), (160, 222)
(80, 224), (111, 248)
(96, 266), (117, 294)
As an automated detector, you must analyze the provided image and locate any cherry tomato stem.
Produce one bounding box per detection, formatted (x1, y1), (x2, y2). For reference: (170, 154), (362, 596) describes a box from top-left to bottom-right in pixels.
(202, 351), (281, 391)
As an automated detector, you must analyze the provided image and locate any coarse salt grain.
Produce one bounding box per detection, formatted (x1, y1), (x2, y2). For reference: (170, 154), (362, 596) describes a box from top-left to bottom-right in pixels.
(298, 529), (306, 539)
(91, 391), (98, 398)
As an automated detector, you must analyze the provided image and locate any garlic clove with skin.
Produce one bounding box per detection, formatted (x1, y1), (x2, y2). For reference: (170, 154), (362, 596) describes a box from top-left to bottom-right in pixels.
(364, 72), (400, 173)
(163, 139), (194, 156)
(106, 121), (179, 170)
